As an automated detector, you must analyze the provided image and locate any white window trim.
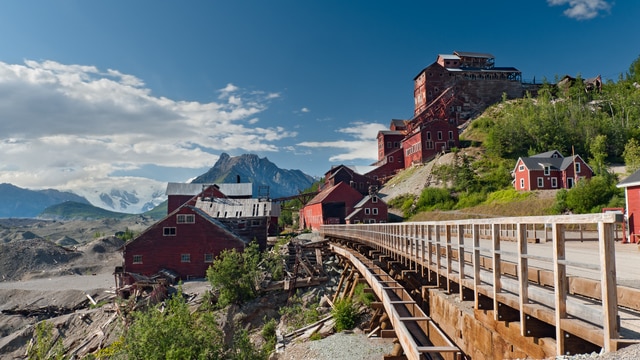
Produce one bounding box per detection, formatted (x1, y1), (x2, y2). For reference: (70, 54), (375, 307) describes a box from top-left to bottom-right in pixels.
(520, 178), (525, 189)
(133, 255), (143, 264)
(537, 177), (544, 188)
(181, 254), (191, 263)
(551, 178), (558, 188)
(163, 227), (176, 236)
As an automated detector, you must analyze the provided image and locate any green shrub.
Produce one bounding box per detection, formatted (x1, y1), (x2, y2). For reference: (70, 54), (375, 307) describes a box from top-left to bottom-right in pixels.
(332, 298), (358, 332)
(353, 283), (375, 306)
(206, 242), (261, 307)
(261, 317), (278, 353)
(28, 321), (65, 360)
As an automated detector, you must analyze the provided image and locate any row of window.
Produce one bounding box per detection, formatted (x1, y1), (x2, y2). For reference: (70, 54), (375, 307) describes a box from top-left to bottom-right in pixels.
(425, 131), (453, 141)
(363, 208), (379, 215)
(352, 219), (385, 224)
(519, 177), (560, 189)
(132, 253), (214, 264)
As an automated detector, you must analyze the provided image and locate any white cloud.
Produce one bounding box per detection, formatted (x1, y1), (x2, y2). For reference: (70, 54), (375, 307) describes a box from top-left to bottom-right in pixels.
(547, 0), (612, 20)
(0, 60), (291, 192)
(297, 121), (386, 162)
(301, 107), (310, 113)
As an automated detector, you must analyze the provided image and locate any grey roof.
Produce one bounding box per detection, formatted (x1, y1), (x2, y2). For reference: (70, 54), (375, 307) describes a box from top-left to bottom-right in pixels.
(617, 169), (640, 188)
(165, 182), (253, 197)
(379, 130), (403, 135)
(345, 208), (362, 220)
(194, 197), (280, 217)
(438, 54), (460, 60)
(519, 156), (574, 171)
(354, 195), (373, 208)
(531, 150), (563, 158)
(453, 51), (494, 59)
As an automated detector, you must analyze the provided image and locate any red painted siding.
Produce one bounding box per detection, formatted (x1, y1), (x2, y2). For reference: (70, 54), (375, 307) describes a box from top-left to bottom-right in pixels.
(627, 186), (640, 238)
(123, 207), (246, 279)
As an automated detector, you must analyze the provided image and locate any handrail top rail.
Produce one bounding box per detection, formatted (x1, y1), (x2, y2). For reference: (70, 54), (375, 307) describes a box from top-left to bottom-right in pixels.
(321, 213), (621, 230)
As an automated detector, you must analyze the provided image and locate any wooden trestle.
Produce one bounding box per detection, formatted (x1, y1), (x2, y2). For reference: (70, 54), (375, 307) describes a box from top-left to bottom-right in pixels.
(322, 213), (640, 358)
(331, 242), (461, 360)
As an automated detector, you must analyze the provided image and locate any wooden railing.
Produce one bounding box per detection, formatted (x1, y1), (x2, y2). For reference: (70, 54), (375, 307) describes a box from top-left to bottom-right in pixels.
(321, 213), (625, 354)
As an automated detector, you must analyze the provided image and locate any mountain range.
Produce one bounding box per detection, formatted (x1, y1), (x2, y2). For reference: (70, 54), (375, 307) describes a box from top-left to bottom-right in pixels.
(0, 153), (317, 218)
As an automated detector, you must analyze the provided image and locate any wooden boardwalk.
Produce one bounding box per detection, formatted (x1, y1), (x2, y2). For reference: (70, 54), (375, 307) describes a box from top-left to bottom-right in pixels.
(321, 213), (640, 358)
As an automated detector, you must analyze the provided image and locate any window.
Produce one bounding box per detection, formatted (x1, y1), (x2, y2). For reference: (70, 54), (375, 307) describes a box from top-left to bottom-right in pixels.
(544, 166), (550, 176)
(181, 254), (191, 263)
(426, 132), (431, 140)
(176, 214), (195, 224)
(437, 131), (443, 140)
(551, 178), (558, 188)
(387, 141), (392, 148)
(372, 208), (378, 215)
(448, 131), (453, 140)
(537, 177), (544, 188)
(389, 156), (393, 162)
(518, 165), (524, 172)
(394, 141), (399, 148)
(204, 253), (214, 263)
(575, 162), (581, 173)
(163, 227), (176, 236)
(251, 219), (261, 227)
(364, 208), (370, 215)
(520, 178), (525, 189)
(372, 196), (378, 203)
(133, 255), (143, 264)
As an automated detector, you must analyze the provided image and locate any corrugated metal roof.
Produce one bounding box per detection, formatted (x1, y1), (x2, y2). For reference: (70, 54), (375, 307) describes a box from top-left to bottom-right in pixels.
(438, 54), (460, 60)
(454, 51), (494, 58)
(165, 182), (253, 197)
(194, 197), (280, 217)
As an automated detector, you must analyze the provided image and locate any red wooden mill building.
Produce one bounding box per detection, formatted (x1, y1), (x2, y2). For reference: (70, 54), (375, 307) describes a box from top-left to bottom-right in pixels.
(371, 51), (526, 181)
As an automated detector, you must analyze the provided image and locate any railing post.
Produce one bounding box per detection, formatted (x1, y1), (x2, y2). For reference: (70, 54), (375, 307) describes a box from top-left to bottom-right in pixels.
(435, 224), (442, 288)
(446, 224), (453, 293)
(473, 224), (481, 309)
(428, 224), (434, 283)
(517, 223), (529, 337)
(553, 223), (567, 355)
(599, 221), (619, 352)
(492, 223), (501, 321)
(458, 224), (465, 302)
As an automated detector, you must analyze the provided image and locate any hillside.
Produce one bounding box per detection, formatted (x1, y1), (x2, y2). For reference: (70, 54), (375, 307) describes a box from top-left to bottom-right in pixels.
(0, 183), (90, 218)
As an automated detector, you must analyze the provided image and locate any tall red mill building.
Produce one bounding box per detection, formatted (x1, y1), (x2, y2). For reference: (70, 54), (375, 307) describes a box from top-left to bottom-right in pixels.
(372, 51), (525, 180)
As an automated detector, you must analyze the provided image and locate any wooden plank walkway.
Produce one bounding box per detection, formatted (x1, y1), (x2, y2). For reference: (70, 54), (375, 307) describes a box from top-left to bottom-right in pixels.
(321, 213), (640, 356)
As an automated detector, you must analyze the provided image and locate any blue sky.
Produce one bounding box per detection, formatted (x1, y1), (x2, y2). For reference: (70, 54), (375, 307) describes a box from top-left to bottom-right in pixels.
(0, 0), (637, 197)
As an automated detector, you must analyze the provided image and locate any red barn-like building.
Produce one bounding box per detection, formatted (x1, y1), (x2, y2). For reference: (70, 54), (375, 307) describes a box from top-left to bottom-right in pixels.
(121, 185), (269, 280)
(301, 182), (364, 231)
(617, 169), (640, 241)
(512, 150), (593, 191)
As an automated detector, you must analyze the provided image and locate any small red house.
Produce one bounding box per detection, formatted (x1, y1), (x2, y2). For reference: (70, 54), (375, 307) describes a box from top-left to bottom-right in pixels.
(322, 165), (380, 196)
(617, 169), (640, 241)
(345, 193), (388, 224)
(301, 181), (364, 231)
(512, 150), (593, 191)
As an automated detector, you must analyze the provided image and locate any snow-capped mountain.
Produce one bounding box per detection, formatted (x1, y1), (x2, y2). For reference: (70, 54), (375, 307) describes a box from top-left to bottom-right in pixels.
(66, 177), (167, 214)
